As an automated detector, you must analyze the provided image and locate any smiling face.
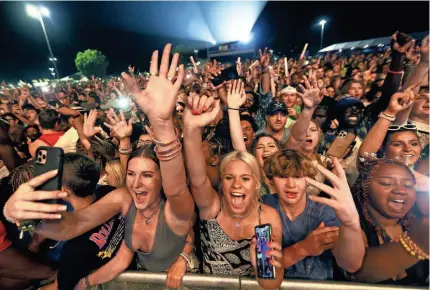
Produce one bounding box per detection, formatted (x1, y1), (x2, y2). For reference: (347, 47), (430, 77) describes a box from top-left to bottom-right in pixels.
(254, 136), (279, 168)
(221, 160), (258, 215)
(368, 163), (416, 219)
(342, 105), (363, 127)
(385, 131), (421, 166)
(126, 156), (162, 210)
(410, 91), (429, 120)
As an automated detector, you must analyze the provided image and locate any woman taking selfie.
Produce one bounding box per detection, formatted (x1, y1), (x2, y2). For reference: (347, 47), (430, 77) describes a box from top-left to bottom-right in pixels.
(4, 44), (196, 289)
(183, 90), (284, 289)
(350, 159), (429, 285)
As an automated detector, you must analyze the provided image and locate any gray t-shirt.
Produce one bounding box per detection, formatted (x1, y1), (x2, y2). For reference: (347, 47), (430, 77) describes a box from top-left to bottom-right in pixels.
(256, 127), (290, 146)
(262, 194), (340, 280)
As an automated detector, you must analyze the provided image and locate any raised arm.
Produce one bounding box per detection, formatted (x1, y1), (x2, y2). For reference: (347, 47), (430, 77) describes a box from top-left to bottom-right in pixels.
(394, 35), (429, 125)
(358, 90), (416, 162)
(122, 44), (194, 223)
(227, 80), (247, 152)
(286, 83), (325, 150)
(259, 48), (271, 95)
(183, 93), (221, 219)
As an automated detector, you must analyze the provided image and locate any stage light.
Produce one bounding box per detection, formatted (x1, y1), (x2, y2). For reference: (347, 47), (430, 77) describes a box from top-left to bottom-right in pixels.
(351, 47), (355, 50)
(240, 33), (253, 44)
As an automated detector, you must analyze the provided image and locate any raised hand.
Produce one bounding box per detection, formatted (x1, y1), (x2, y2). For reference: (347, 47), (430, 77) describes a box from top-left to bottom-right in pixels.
(391, 32), (415, 54)
(385, 88), (417, 116)
(104, 109), (133, 140)
(297, 84), (326, 110)
(83, 110), (102, 139)
(227, 80), (246, 109)
(183, 94), (220, 131)
(306, 158), (360, 229)
(259, 47), (271, 68)
(4, 170), (67, 221)
(122, 44), (184, 125)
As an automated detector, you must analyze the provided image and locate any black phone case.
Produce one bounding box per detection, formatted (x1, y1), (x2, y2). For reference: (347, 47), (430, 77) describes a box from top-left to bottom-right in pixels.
(255, 223), (276, 279)
(212, 67), (239, 86)
(33, 147), (64, 195)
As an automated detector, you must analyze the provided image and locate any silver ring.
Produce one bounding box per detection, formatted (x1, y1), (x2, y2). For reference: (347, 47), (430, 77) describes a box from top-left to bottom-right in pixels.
(167, 77), (173, 81)
(150, 72), (157, 77)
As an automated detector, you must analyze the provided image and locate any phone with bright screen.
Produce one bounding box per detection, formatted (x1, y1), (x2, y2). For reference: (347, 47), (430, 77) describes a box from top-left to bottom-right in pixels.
(255, 224), (275, 279)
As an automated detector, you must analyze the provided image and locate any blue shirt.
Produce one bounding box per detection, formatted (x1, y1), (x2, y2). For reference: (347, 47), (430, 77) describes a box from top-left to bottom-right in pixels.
(262, 194), (340, 280)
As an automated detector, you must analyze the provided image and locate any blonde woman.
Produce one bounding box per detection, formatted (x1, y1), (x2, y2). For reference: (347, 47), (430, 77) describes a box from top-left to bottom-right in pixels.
(183, 92), (284, 289)
(104, 158), (125, 188)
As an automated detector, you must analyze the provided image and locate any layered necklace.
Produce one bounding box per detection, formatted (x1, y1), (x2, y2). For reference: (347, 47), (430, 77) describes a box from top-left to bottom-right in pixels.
(139, 199), (164, 225)
(225, 200), (255, 228)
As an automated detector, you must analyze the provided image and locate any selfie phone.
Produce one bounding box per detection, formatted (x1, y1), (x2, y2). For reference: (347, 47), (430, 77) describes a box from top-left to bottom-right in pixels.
(212, 66), (239, 86)
(326, 131), (356, 159)
(33, 147), (64, 204)
(255, 224), (275, 279)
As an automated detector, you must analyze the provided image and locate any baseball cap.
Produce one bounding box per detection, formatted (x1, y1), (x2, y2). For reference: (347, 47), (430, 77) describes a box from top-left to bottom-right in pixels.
(280, 86), (297, 95)
(266, 101), (287, 115)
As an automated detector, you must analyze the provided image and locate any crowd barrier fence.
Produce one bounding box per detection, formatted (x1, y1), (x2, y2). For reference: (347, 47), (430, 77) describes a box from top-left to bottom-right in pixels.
(94, 271), (427, 290)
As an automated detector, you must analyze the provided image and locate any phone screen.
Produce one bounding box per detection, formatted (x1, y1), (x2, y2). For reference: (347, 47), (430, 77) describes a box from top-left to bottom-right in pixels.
(255, 224), (275, 279)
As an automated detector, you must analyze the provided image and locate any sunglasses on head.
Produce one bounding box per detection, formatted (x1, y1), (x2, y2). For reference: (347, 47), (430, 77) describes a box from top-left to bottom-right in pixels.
(388, 124), (417, 132)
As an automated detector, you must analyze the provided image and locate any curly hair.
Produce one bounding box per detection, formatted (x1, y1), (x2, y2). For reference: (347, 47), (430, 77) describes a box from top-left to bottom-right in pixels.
(264, 149), (317, 180)
(9, 161), (34, 192)
(351, 158), (415, 238)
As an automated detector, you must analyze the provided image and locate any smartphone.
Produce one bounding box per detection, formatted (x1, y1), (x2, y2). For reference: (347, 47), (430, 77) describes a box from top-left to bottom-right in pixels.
(33, 147), (64, 203)
(212, 66), (239, 86)
(326, 131), (356, 159)
(255, 224), (275, 279)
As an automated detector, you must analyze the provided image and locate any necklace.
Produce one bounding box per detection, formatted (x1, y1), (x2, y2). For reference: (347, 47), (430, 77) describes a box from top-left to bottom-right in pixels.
(139, 200), (163, 225)
(225, 200), (255, 228)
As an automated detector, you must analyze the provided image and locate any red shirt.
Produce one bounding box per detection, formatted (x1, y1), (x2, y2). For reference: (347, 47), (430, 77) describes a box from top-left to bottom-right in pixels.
(0, 220), (12, 253)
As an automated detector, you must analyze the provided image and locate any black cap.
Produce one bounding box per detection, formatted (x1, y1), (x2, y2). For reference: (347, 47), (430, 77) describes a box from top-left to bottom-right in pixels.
(266, 101), (287, 115)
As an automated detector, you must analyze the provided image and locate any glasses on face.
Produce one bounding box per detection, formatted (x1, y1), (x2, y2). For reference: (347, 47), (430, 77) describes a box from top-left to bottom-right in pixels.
(388, 124), (417, 132)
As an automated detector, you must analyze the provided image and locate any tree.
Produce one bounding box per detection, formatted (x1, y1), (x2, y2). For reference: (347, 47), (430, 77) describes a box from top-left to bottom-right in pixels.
(74, 49), (109, 78)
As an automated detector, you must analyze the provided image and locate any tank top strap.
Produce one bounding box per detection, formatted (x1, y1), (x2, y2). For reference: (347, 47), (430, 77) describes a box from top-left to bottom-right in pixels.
(124, 202), (137, 250)
(257, 202), (262, 225)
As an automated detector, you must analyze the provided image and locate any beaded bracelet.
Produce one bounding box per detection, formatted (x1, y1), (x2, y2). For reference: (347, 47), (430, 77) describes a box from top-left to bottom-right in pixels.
(118, 147), (132, 155)
(3, 204), (17, 224)
(399, 232), (429, 260)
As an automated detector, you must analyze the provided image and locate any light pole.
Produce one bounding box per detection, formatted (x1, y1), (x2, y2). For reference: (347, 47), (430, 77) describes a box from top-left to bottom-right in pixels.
(26, 4), (60, 79)
(319, 19), (327, 50)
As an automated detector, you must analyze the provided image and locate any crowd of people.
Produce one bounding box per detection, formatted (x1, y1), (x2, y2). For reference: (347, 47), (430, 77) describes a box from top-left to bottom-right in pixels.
(0, 31), (428, 290)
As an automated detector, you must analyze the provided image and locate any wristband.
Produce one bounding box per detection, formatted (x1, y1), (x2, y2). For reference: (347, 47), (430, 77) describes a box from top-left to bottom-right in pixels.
(85, 275), (91, 288)
(388, 69), (403, 75)
(378, 111), (396, 122)
(227, 107), (240, 111)
(118, 147), (132, 155)
(3, 204), (17, 224)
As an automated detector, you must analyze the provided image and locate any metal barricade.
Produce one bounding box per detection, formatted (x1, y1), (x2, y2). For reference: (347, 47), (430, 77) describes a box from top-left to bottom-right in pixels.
(96, 271), (427, 290)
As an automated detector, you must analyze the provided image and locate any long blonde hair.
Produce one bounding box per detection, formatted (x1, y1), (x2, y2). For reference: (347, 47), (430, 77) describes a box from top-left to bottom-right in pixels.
(105, 158), (125, 188)
(219, 151), (261, 197)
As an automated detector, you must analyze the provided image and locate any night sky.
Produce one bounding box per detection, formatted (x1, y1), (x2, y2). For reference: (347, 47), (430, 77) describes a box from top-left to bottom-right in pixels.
(1, 1), (428, 82)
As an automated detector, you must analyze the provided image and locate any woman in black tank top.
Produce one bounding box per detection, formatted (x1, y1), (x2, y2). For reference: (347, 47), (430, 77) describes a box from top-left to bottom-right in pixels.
(349, 159), (429, 285)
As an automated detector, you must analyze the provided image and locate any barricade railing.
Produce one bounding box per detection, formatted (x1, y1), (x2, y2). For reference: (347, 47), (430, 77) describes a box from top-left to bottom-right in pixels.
(96, 271), (427, 290)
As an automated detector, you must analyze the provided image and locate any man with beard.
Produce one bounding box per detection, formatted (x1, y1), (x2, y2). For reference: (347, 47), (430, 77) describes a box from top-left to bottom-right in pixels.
(22, 104), (39, 126)
(279, 86), (302, 128)
(256, 101), (290, 145)
(320, 97), (365, 185)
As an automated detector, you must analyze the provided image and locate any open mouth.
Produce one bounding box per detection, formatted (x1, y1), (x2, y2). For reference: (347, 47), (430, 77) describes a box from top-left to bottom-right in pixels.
(348, 116), (358, 121)
(388, 199), (405, 212)
(304, 138), (313, 145)
(284, 191), (298, 199)
(243, 136), (248, 142)
(135, 191), (148, 203)
(231, 192), (245, 208)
